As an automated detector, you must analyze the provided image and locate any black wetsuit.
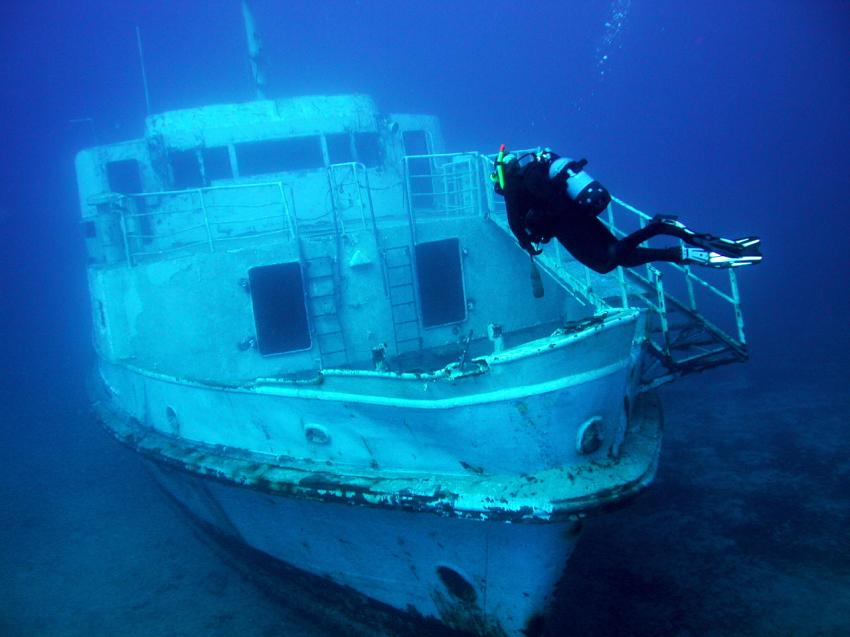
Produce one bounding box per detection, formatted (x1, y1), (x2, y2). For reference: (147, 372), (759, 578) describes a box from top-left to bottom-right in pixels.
(503, 158), (684, 274)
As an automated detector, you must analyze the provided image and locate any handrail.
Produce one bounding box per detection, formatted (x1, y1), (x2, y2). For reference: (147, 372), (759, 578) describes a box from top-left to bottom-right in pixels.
(472, 150), (749, 383)
(100, 181), (296, 265)
(604, 197), (746, 345)
(403, 152), (482, 224)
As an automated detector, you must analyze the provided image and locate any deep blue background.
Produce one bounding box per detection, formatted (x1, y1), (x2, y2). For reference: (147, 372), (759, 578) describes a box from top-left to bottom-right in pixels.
(0, 1), (848, 634)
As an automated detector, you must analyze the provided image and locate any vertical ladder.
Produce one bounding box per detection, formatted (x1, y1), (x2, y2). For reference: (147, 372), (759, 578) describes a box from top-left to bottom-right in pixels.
(382, 245), (422, 355)
(301, 251), (349, 368)
(328, 162), (373, 235)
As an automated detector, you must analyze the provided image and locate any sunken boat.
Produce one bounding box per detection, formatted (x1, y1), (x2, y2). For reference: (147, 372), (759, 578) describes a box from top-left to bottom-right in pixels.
(76, 88), (751, 635)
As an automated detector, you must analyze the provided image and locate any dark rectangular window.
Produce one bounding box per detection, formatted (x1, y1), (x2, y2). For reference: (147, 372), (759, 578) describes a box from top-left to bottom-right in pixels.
(415, 238), (466, 328)
(402, 130), (430, 155)
(169, 149), (203, 189)
(202, 146), (232, 181)
(248, 262), (312, 355)
(106, 159), (142, 193)
(354, 132), (382, 168)
(237, 137), (323, 176)
(326, 133), (353, 164)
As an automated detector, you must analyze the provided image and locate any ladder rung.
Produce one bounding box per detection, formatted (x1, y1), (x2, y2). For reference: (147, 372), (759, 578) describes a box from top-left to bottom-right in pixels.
(394, 319), (419, 327)
(317, 329), (343, 337)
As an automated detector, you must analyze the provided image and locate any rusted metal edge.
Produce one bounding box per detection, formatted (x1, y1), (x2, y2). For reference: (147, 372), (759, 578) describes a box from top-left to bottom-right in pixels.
(91, 382), (663, 525)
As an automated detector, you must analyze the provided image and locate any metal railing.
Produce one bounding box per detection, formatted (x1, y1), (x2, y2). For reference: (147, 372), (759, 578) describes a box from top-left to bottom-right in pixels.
(327, 161), (378, 235)
(403, 152), (483, 224)
(101, 182), (295, 265)
(473, 151), (749, 386)
(93, 164), (386, 266)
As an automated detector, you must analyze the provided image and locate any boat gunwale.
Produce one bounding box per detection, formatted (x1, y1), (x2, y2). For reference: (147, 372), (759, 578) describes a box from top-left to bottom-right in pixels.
(91, 377), (662, 524)
(102, 308), (641, 408)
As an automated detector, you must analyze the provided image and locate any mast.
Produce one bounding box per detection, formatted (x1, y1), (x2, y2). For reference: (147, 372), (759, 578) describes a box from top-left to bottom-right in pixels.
(136, 26), (152, 114)
(241, 1), (267, 100)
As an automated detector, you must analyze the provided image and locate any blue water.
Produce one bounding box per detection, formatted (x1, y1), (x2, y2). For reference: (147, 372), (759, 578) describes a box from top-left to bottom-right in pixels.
(1, 1), (848, 635)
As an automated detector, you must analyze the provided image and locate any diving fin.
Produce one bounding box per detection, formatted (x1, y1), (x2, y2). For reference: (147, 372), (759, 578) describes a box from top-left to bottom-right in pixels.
(682, 246), (763, 268)
(651, 215), (762, 259)
(688, 233), (762, 259)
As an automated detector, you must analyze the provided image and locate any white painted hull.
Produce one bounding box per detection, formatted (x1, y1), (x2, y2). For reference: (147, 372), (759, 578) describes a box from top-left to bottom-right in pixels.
(92, 310), (663, 636)
(97, 310), (646, 483)
(148, 461), (580, 636)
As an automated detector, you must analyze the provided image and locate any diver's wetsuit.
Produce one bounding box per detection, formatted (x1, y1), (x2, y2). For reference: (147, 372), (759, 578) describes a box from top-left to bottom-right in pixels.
(504, 158), (684, 274)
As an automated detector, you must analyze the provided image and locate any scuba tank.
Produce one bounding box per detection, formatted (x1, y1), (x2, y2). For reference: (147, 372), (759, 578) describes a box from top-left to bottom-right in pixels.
(548, 156), (611, 216)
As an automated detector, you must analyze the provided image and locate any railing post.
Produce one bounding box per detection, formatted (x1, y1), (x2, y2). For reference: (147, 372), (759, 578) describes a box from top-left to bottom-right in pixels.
(358, 165), (379, 237)
(402, 156), (418, 244)
(607, 203), (629, 308)
(118, 199), (133, 266)
(277, 182), (295, 241)
(199, 189), (215, 253)
(684, 260), (697, 311)
(650, 266), (670, 357)
(728, 268), (747, 346)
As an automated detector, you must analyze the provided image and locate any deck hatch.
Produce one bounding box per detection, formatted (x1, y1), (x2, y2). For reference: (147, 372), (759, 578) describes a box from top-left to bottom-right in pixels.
(248, 262), (312, 355)
(415, 238), (466, 328)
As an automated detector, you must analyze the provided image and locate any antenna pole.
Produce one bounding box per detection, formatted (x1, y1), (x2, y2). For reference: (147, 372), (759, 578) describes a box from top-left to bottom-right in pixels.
(135, 26), (152, 114)
(241, 1), (267, 99)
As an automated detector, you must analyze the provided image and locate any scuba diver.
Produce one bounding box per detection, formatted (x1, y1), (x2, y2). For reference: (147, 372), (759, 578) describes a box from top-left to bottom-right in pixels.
(492, 146), (762, 273)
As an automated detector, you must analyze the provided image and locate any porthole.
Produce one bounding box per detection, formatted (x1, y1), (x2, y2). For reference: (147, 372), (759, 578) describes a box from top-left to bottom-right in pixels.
(166, 406), (180, 435)
(436, 565), (477, 604)
(576, 417), (603, 455)
(304, 423), (330, 445)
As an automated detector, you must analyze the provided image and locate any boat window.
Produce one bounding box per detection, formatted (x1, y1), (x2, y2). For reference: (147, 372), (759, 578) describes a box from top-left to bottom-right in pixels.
(106, 159), (143, 193)
(202, 146), (232, 182)
(236, 137), (323, 176)
(248, 262), (312, 355)
(402, 130), (430, 155)
(415, 238), (466, 328)
(326, 133), (354, 164)
(169, 149), (203, 190)
(354, 133), (382, 168)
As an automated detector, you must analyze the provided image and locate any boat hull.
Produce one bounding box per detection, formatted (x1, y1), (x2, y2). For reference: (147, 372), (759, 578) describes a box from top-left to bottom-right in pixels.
(93, 383), (662, 636)
(147, 459), (580, 636)
(90, 310), (662, 635)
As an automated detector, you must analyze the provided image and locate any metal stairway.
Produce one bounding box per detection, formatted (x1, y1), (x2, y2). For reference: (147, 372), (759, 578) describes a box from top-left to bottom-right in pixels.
(381, 245), (422, 355)
(328, 162), (375, 234)
(487, 198), (749, 390)
(300, 248), (349, 368)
